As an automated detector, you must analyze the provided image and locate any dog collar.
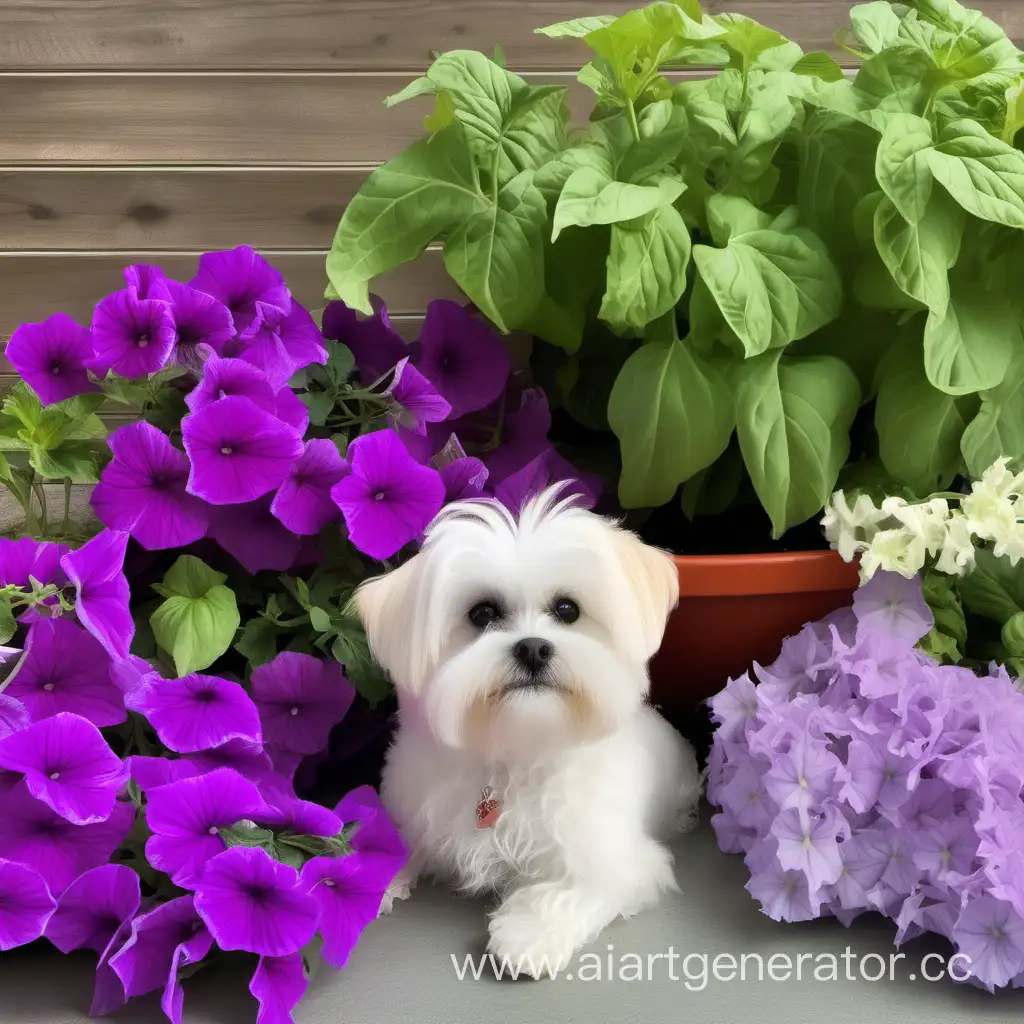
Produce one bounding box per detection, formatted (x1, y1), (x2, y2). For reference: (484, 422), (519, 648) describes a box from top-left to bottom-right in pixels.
(475, 768), (503, 829)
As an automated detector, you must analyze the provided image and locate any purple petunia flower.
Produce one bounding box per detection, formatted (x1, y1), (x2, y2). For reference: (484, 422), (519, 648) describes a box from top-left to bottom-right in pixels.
(109, 895), (213, 1024)
(951, 897), (1024, 991)
(0, 713), (127, 825)
(0, 782), (135, 894)
(274, 386), (310, 433)
(6, 618), (124, 727)
(232, 301), (327, 391)
(190, 246), (291, 334)
(183, 395), (303, 505)
(60, 530), (134, 661)
(186, 352), (277, 414)
(250, 953), (308, 1024)
(193, 846), (321, 957)
(0, 537), (66, 590)
(415, 300), (511, 418)
(439, 455), (489, 503)
(322, 297), (414, 384)
(210, 496), (304, 574)
(0, 858), (56, 951)
(494, 448), (601, 514)
(126, 672), (262, 753)
(92, 421), (210, 550)
(270, 439), (347, 536)
(483, 388), (552, 484)
(385, 357), (451, 434)
(250, 653), (354, 756)
(331, 429), (445, 560)
(6, 313), (99, 406)
(168, 286), (236, 370)
(45, 863), (140, 955)
(336, 785), (407, 879)
(127, 755), (201, 792)
(91, 289), (176, 379)
(145, 768), (268, 886)
(853, 571), (933, 643)
(0, 695), (30, 740)
(187, 738), (276, 785)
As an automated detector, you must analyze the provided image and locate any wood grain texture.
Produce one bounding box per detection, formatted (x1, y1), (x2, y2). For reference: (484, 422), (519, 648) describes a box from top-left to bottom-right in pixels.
(2, 0), (1022, 69)
(0, 168), (363, 250)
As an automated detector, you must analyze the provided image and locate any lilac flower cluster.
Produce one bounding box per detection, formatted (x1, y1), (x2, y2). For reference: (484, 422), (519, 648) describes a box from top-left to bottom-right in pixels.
(708, 571), (1024, 992)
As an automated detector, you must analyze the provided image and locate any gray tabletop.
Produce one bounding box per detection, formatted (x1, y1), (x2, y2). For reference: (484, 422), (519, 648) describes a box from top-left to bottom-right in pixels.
(2, 816), (1022, 1024)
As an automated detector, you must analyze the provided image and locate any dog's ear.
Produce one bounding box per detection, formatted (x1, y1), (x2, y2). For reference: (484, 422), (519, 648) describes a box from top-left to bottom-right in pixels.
(351, 555), (434, 696)
(605, 526), (679, 663)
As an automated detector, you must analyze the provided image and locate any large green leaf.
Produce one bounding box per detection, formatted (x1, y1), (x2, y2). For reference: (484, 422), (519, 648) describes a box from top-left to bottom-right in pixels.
(552, 167), (684, 238)
(326, 125), (483, 314)
(693, 197), (842, 356)
(152, 555), (228, 600)
(961, 354), (1024, 476)
(713, 13), (787, 74)
(959, 547), (1024, 622)
(851, 1), (902, 53)
(874, 112), (934, 222)
(734, 350), (861, 537)
(853, 47), (936, 116)
(535, 15), (618, 38)
(29, 440), (104, 483)
(607, 315), (734, 508)
(874, 339), (966, 494)
(598, 204), (691, 334)
(443, 170), (547, 332)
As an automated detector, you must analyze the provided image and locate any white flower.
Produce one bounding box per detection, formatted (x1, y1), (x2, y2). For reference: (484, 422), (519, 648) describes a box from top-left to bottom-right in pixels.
(822, 490), (883, 562)
(963, 459), (1022, 542)
(890, 498), (951, 556)
(994, 520), (1024, 567)
(934, 511), (977, 576)
(859, 528), (928, 582)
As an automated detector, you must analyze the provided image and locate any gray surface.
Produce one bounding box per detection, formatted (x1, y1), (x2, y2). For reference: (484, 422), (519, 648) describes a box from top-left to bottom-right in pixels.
(2, 818), (1023, 1024)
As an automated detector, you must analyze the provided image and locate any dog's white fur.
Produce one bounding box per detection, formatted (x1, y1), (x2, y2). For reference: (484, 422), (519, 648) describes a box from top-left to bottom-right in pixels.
(355, 487), (700, 977)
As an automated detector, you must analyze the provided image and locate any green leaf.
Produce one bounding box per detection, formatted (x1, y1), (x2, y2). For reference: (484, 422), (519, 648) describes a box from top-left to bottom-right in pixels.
(874, 339), (966, 495)
(331, 625), (392, 707)
(926, 119), (1024, 228)
(850, 1), (902, 53)
(151, 584), (240, 677)
(734, 350), (860, 537)
(681, 441), (745, 519)
(607, 314), (734, 508)
(693, 198), (842, 356)
(152, 555), (227, 601)
(28, 440), (103, 483)
(308, 606), (332, 633)
(552, 168), (684, 238)
(1002, 79), (1024, 144)
(959, 547), (1024, 622)
(325, 343), (355, 386)
(961, 354), (1024, 477)
(220, 825), (276, 853)
(790, 51), (846, 82)
(234, 615), (282, 668)
(300, 391), (334, 428)
(874, 113), (934, 223)
(0, 593), (16, 645)
(714, 13), (787, 74)
(326, 125), (483, 314)
(535, 15), (617, 38)
(919, 571), (966, 663)
(853, 47), (936, 115)
(598, 204), (692, 334)
(443, 169), (547, 332)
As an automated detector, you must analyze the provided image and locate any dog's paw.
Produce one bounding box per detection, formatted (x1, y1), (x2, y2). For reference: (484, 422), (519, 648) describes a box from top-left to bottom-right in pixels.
(486, 906), (575, 979)
(377, 876), (415, 916)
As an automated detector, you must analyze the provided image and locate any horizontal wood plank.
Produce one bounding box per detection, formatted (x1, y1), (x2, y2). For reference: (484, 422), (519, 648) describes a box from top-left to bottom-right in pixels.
(2, 0), (1021, 69)
(0, 168), (363, 250)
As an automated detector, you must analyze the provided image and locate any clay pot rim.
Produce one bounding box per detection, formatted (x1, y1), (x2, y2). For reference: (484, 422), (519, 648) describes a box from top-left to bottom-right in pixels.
(671, 549), (860, 598)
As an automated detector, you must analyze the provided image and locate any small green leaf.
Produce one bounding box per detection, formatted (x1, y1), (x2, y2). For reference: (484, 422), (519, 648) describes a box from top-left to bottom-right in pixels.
(850, 1), (902, 53)
(151, 584), (240, 677)
(790, 51), (845, 81)
(325, 343), (355, 386)
(234, 615), (282, 668)
(0, 593), (16, 645)
(919, 571), (967, 664)
(874, 112), (934, 223)
(308, 606), (333, 633)
(552, 168), (684, 238)
(535, 15), (617, 38)
(959, 547), (1024, 622)
(714, 13), (787, 74)
(28, 440), (103, 483)
(300, 391), (335, 428)
(153, 555), (227, 601)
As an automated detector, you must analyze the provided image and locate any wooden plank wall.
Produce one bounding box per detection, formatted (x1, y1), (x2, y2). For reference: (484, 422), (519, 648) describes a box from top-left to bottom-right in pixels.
(1, 0), (1023, 378)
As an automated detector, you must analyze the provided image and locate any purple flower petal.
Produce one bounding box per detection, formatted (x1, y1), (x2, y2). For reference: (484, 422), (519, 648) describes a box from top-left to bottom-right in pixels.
(6, 313), (99, 406)
(386, 357), (451, 434)
(5, 618), (124, 727)
(0, 858), (56, 951)
(437, 452), (489, 503)
(484, 388), (552, 484)
(336, 785), (406, 880)
(234, 301), (327, 391)
(494, 448), (600, 514)
(250, 953), (307, 1024)
(189, 246), (291, 335)
(167, 282), (237, 371)
(0, 713), (127, 825)
(126, 673), (262, 753)
(185, 353), (278, 415)
(853, 571), (933, 643)
(210, 496), (303, 574)
(183, 395), (303, 505)
(331, 429), (445, 560)
(270, 439), (347, 536)
(194, 846), (321, 957)
(128, 755), (200, 793)
(322, 298), (411, 384)
(0, 537), (67, 589)
(45, 864), (140, 955)
(0, 695), (30, 740)
(257, 777), (343, 837)
(60, 530), (134, 660)
(92, 422), (210, 550)
(92, 289), (176, 379)
(274, 386), (310, 434)
(186, 738), (275, 785)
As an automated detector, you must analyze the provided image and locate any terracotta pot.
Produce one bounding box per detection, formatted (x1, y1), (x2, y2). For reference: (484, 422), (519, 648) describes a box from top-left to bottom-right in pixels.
(649, 550), (860, 712)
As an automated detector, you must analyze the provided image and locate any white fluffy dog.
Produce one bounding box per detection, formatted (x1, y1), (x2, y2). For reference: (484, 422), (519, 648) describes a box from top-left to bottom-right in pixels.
(354, 486), (700, 977)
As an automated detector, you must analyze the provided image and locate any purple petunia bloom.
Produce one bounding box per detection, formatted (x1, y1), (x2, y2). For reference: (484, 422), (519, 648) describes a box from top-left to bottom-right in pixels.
(210, 496), (303, 574)
(0, 858), (56, 951)
(45, 863), (140, 955)
(331, 429), (445, 560)
(91, 289), (176, 379)
(336, 785), (407, 879)
(439, 455), (489, 503)
(270, 439), (347, 536)
(250, 653), (354, 756)
(250, 953), (308, 1024)
(0, 537), (66, 590)
(145, 768), (268, 886)
(6, 313), (99, 406)
(127, 755), (201, 792)
(274, 386), (310, 434)
(186, 353), (277, 415)
(484, 388), (552, 484)
(126, 672), (262, 753)
(109, 895), (213, 1024)
(187, 738), (276, 784)
(232, 301), (327, 391)
(92, 421), (210, 550)
(193, 846), (321, 957)
(0, 695), (30, 740)
(385, 357), (451, 434)
(6, 618), (124, 727)
(183, 395), (304, 505)
(415, 300), (511, 418)
(0, 782), (134, 895)
(853, 571), (933, 643)
(494, 448), (601, 514)
(61, 530), (134, 661)
(952, 897), (1024, 991)
(0, 713), (127, 825)
(322, 298), (414, 384)
(190, 246), (291, 334)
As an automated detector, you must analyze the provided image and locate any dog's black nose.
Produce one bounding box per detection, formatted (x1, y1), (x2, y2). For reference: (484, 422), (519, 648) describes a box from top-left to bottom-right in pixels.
(512, 637), (554, 674)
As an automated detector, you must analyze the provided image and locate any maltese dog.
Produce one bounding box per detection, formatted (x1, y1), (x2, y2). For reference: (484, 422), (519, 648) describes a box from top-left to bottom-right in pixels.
(354, 486), (700, 977)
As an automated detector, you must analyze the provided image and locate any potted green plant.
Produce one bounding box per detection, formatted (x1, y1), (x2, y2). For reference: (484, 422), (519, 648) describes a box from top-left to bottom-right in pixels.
(325, 0), (1024, 707)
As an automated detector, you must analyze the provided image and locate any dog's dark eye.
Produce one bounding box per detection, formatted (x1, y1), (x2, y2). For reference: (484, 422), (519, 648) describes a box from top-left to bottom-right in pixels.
(468, 602), (501, 629)
(552, 598), (580, 624)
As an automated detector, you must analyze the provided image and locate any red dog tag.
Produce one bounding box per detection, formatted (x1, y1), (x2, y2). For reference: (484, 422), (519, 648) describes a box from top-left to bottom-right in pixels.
(476, 785), (501, 828)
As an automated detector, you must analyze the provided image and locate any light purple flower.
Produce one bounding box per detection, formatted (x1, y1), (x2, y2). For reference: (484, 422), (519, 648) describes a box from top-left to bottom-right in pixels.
(709, 673), (759, 744)
(271, 439), (347, 535)
(0, 537), (66, 589)
(45, 863), (140, 954)
(126, 673), (262, 753)
(744, 845), (822, 922)
(5, 618), (124, 727)
(60, 530), (134, 661)
(233, 301), (327, 390)
(0, 859), (56, 950)
(0, 713), (127, 825)
(385, 357), (451, 434)
(250, 953), (307, 1024)
(763, 734), (839, 813)
(193, 846), (321, 957)
(331, 429), (445, 560)
(250, 652), (354, 756)
(952, 897), (1024, 991)
(92, 422), (210, 550)
(415, 300), (511, 418)
(145, 768), (268, 886)
(190, 246), (291, 335)
(183, 395), (303, 505)
(853, 571), (933, 643)
(322, 297), (413, 384)
(91, 289), (176, 378)
(771, 805), (847, 892)
(210, 497), (303, 574)
(6, 313), (99, 405)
